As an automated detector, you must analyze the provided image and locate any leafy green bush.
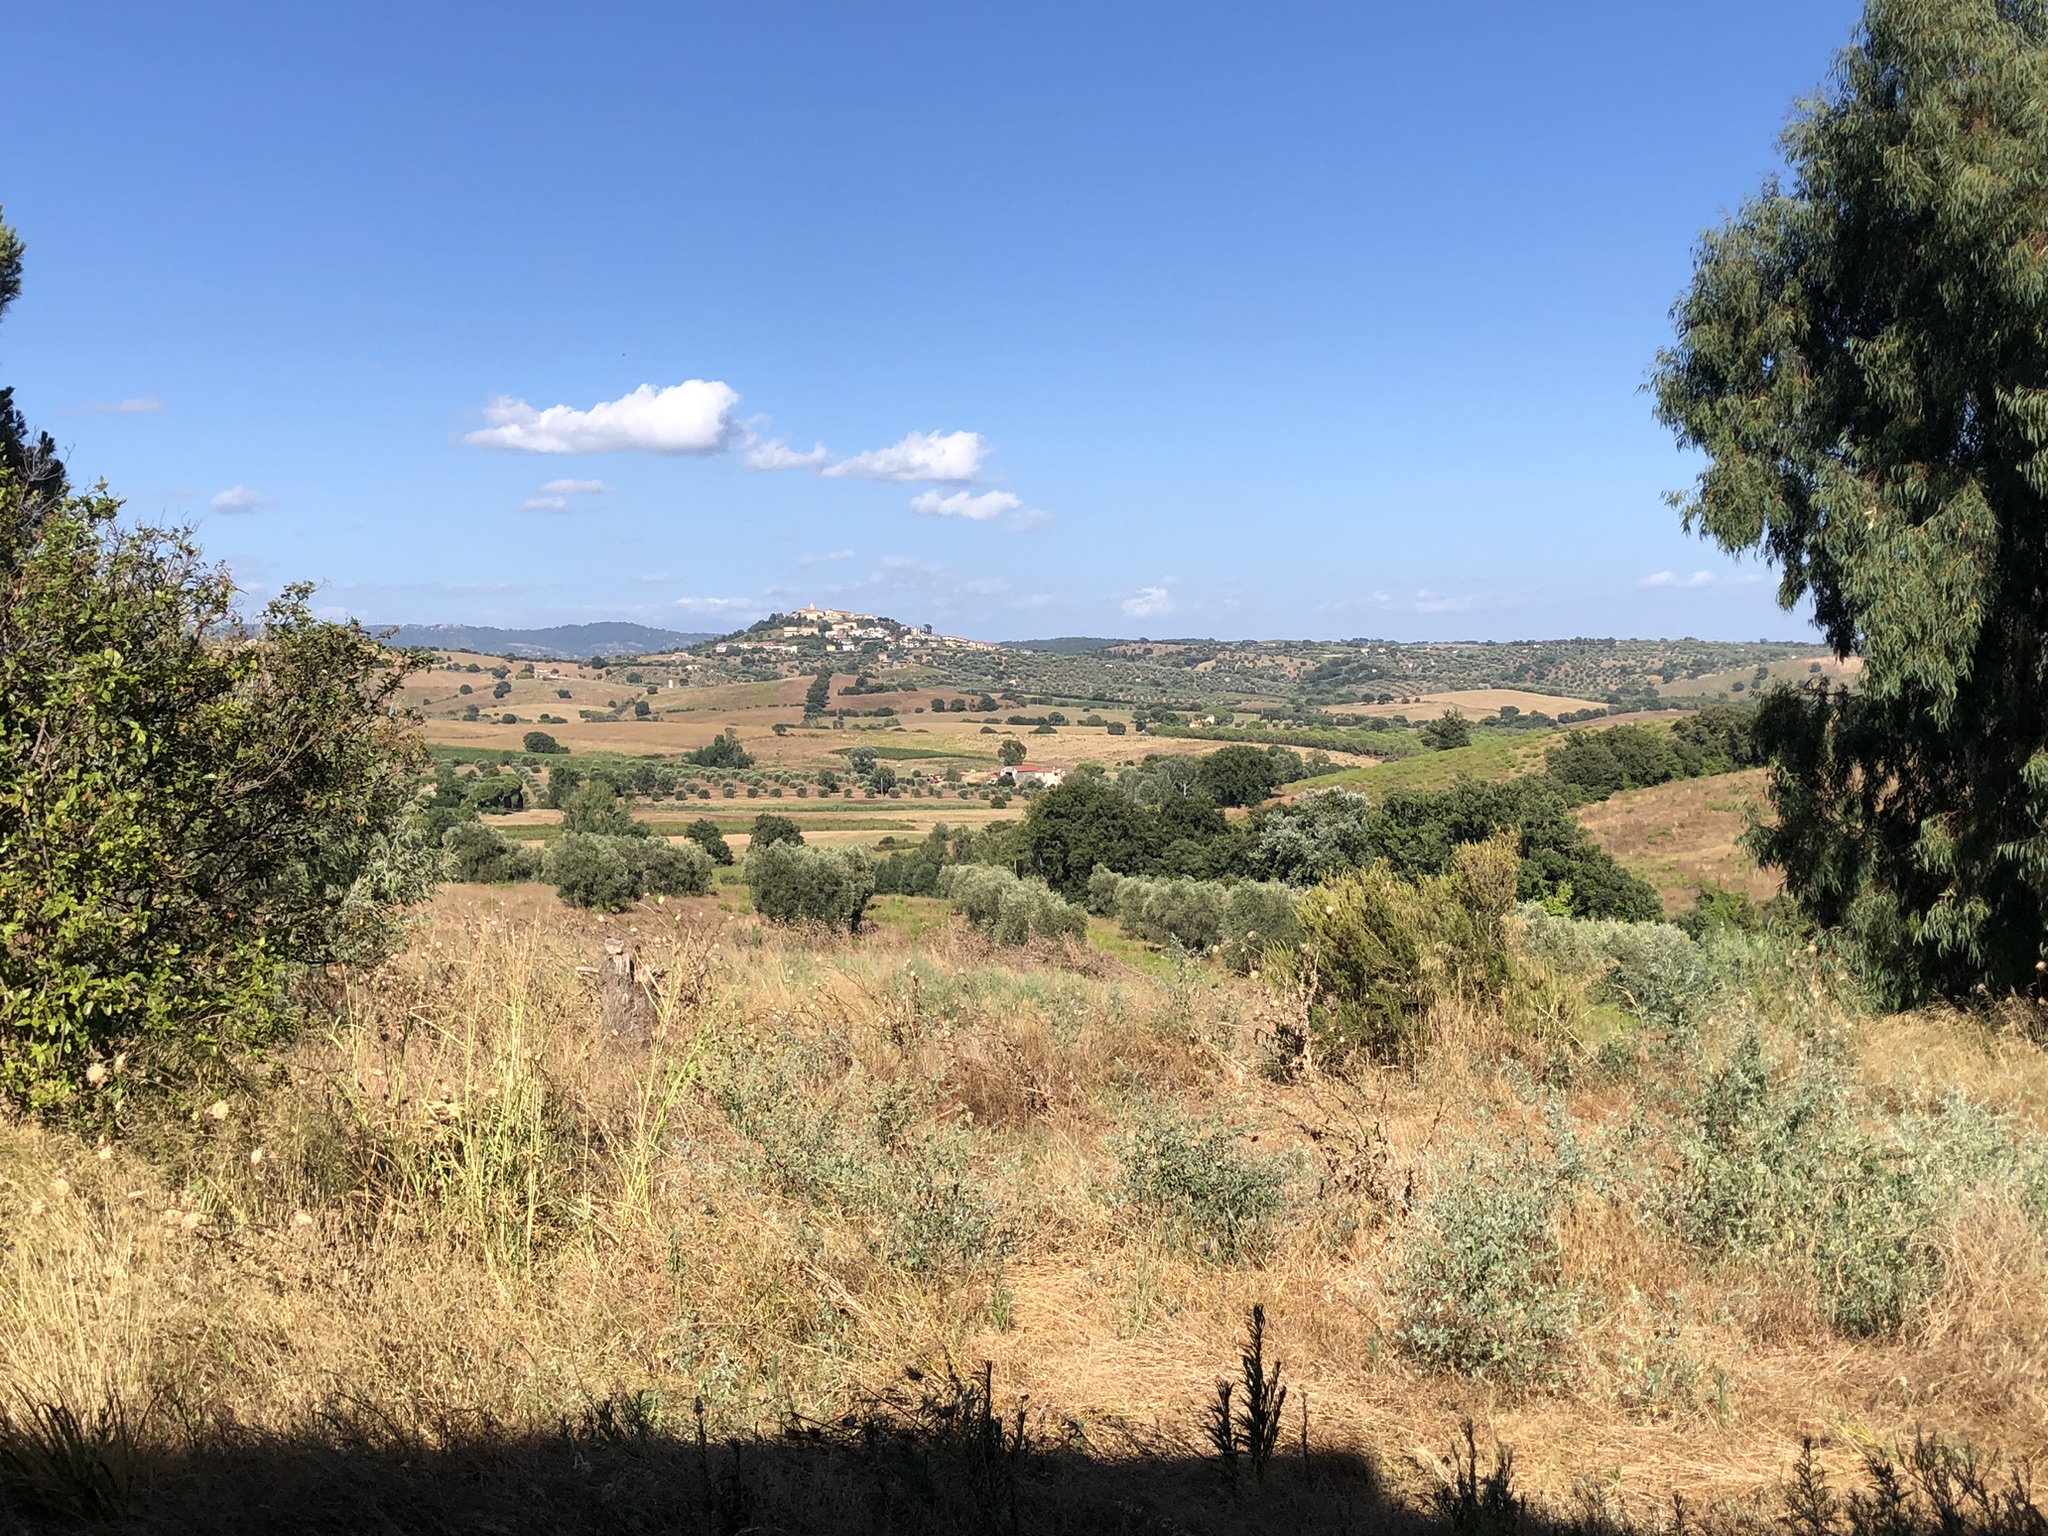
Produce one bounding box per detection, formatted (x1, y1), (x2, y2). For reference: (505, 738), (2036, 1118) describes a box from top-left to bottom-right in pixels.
(1248, 781), (1661, 921)
(746, 842), (875, 930)
(0, 485), (432, 1109)
(1293, 835), (1521, 1059)
(685, 729), (753, 769)
(441, 821), (542, 884)
(938, 864), (1087, 944)
(1114, 1109), (1292, 1265)
(560, 781), (646, 837)
(635, 838), (713, 896)
(466, 773), (526, 814)
(521, 730), (565, 754)
(683, 817), (733, 865)
(1396, 1146), (1578, 1387)
(543, 833), (637, 911)
(749, 812), (803, 849)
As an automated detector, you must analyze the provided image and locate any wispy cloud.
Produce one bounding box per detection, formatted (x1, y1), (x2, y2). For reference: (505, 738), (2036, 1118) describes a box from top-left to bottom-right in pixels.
(745, 438), (829, 471)
(1122, 583), (1173, 619)
(77, 395), (163, 415)
(464, 381), (740, 455)
(519, 477), (616, 513)
(823, 430), (987, 483)
(909, 489), (1019, 521)
(209, 485), (269, 514)
(1639, 569), (1765, 589)
(798, 549), (856, 567)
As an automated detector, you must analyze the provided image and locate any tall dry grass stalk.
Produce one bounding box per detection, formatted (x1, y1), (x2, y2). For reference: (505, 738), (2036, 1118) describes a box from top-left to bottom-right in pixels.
(0, 898), (2043, 1518)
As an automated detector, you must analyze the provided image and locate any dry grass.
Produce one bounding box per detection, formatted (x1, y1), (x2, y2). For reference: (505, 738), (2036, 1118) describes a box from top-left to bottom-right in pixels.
(2, 899), (2045, 1529)
(1576, 770), (1781, 912)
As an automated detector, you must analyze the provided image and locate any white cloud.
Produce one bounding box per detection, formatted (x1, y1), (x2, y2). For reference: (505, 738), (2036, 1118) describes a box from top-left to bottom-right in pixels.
(909, 489), (1020, 521)
(798, 549), (856, 567)
(464, 381), (740, 455)
(1122, 584), (1173, 619)
(745, 438), (829, 471)
(1639, 569), (1765, 589)
(519, 477), (615, 513)
(209, 485), (269, 514)
(80, 395), (163, 415)
(823, 429), (987, 483)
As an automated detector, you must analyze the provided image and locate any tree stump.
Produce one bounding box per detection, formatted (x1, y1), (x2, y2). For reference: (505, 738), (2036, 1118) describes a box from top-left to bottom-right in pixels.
(599, 938), (656, 1044)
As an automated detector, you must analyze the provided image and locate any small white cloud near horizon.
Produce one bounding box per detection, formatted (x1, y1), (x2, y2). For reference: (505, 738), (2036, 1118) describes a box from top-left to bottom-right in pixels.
(1640, 569), (1764, 589)
(209, 485), (269, 514)
(823, 430), (987, 483)
(909, 489), (1020, 522)
(1122, 584), (1174, 619)
(798, 549), (857, 567)
(464, 381), (740, 455)
(745, 438), (829, 471)
(79, 395), (163, 415)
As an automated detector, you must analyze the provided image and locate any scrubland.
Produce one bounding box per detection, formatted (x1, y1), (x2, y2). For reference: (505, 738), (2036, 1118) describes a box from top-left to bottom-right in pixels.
(3, 894), (2045, 1533)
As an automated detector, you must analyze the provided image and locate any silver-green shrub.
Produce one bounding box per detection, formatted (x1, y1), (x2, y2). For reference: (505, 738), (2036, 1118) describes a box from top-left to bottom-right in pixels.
(1396, 1146), (1579, 1387)
(1671, 1028), (2045, 1336)
(1114, 1108), (1292, 1265)
(1518, 906), (1718, 1032)
(1217, 881), (1301, 974)
(939, 864), (1088, 944)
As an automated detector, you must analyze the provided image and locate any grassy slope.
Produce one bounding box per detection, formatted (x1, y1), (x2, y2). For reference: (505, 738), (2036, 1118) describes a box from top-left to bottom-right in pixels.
(1576, 768), (1779, 913)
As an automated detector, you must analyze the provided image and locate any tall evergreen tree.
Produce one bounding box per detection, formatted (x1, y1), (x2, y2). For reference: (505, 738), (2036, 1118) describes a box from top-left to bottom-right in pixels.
(1654, 0), (2048, 1000)
(0, 210), (67, 522)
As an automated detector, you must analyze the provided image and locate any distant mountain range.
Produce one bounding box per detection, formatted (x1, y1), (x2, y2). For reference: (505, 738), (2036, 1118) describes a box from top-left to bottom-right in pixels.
(382, 622), (716, 659)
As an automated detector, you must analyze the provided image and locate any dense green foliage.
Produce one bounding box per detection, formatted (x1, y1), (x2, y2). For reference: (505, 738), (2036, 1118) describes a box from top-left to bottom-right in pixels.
(749, 813), (804, 849)
(1194, 744), (1280, 806)
(441, 821), (542, 884)
(684, 817), (735, 865)
(0, 488), (432, 1109)
(685, 729), (753, 770)
(1653, 0), (2048, 1000)
(544, 833), (712, 911)
(1292, 835), (1522, 1059)
(1543, 712), (1758, 805)
(1249, 784), (1661, 920)
(746, 842), (875, 930)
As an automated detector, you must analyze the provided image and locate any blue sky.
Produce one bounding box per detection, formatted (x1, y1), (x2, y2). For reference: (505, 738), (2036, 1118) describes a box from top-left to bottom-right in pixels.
(5, 1), (1860, 642)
